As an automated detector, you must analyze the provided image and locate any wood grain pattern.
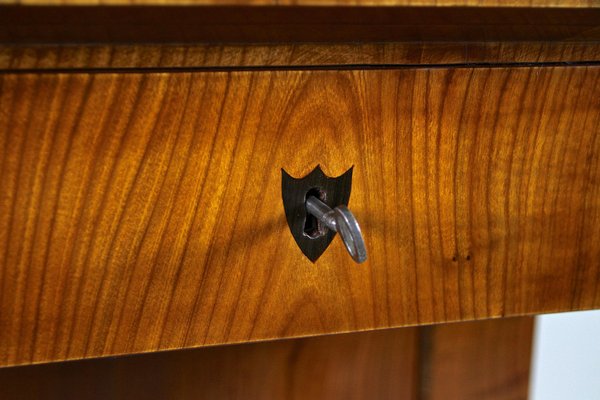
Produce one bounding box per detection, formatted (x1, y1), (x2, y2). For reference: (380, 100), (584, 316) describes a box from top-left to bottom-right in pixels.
(0, 318), (533, 400)
(0, 328), (419, 400)
(0, 66), (599, 367)
(1, 0), (598, 7)
(2, 5), (599, 44)
(420, 317), (534, 400)
(2, 42), (600, 71)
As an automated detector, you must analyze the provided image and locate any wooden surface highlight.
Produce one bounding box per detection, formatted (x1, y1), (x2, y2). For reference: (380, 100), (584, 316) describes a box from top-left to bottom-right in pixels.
(0, 318), (533, 400)
(0, 66), (598, 366)
(2, 42), (600, 71)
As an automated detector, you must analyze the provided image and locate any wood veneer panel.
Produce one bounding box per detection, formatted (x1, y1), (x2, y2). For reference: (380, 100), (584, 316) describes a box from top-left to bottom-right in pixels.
(2, 42), (600, 71)
(0, 318), (534, 400)
(421, 317), (534, 400)
(1, 6), (599, 43)
(0, 328), (419, 400)
(0, 66), (599, 366)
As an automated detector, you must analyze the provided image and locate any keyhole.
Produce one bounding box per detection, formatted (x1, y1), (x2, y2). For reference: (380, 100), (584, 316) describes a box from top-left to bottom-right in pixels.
(304, 188), (326, 239)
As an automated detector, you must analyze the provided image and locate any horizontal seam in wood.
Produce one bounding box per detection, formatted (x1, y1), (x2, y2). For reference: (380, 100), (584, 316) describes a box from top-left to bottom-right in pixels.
(1, 60), (600, 74)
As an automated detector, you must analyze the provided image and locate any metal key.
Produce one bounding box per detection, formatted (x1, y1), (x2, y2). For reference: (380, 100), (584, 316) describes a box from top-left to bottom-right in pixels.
(305, 196), (367, 264)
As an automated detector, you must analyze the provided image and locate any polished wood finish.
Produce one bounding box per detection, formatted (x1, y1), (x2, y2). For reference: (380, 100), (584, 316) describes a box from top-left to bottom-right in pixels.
(0, 328), (419, 399)
(2, 6), (599, 44)
(0, 317), (533, 400)
(420, 317), (534, 400)
(2, 42), (599, 71)
(0, 66), (598, 367)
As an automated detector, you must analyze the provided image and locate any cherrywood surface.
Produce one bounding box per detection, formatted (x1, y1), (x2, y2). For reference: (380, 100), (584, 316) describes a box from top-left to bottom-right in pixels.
(0, 328), (419, 400)
(1, 5), (598, 44)
(0, 317), (533, 400)
(420, 317), (534, 400)
(0, 66), (598, 367)
(2, 42), (599, 71)
(1, 0), (598, 7)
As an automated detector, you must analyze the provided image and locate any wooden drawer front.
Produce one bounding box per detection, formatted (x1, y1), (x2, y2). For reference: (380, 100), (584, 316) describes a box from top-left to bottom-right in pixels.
(0, 67), (598, 366)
